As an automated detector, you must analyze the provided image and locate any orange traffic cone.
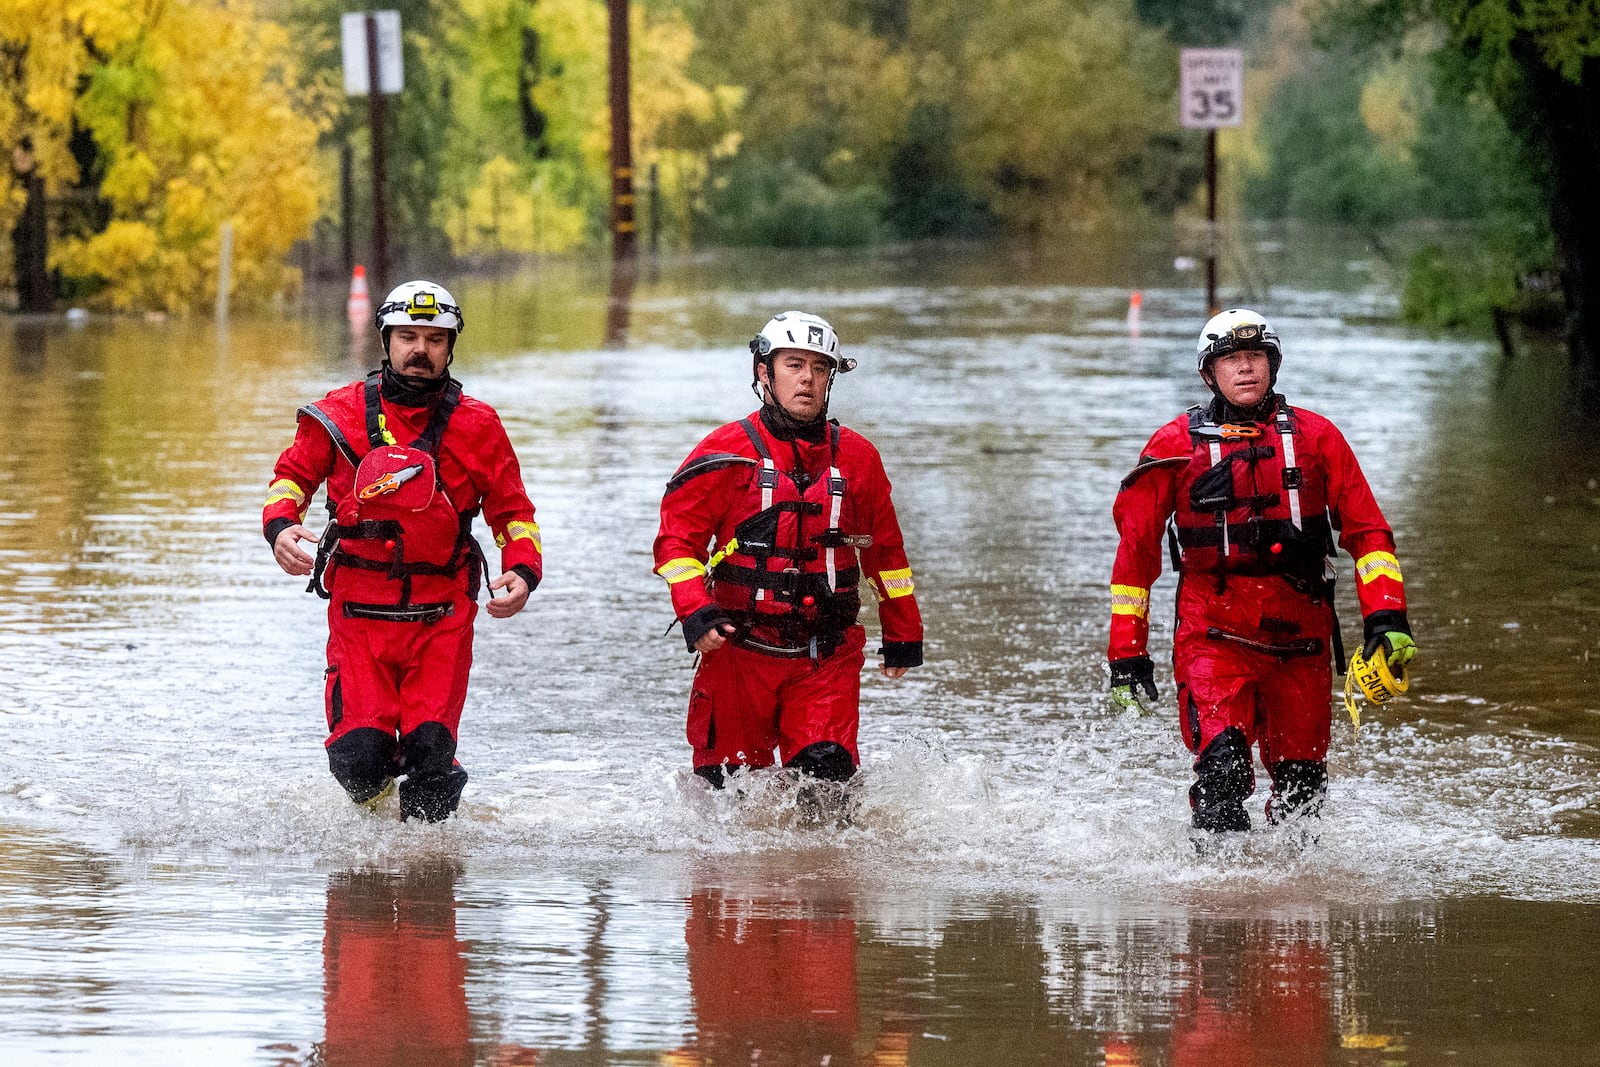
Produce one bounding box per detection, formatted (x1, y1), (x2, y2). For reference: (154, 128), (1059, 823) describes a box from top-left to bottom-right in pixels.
(347, 264), (371, 322)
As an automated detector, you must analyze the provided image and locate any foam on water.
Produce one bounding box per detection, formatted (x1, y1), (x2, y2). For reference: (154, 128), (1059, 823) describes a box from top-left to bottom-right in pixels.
(4, 676), (1595, 906)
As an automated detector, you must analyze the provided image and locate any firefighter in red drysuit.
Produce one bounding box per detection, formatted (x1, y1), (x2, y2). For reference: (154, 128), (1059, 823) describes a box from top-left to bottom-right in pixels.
(265, 281), (542, 821)
(654, 311), (923, 788)
(1108, 309), (1416, 834)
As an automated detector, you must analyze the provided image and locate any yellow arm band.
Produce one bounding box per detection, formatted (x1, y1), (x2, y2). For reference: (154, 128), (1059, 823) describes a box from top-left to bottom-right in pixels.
(1355, 551), (1402, 585)
(878, 567), (915, 599)
(264, 479), (306, 509)
(1110, 584), (1150, 619)
(656, 557), (707, 585)
(495, 519), (542, 550)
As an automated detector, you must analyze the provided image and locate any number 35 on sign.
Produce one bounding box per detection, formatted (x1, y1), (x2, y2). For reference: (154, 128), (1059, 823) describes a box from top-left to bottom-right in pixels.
(1180, 48), (1244, 129)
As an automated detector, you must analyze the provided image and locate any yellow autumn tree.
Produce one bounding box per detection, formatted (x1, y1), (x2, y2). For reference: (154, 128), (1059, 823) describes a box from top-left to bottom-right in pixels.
(0, 1), (144, 237)
(438, 0), (728, 255)
(37, 0), (329, 312)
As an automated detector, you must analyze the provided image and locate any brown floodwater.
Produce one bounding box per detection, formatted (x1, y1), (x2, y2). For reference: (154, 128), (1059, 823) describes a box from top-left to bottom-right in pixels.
(1, 236), (1597, 1064)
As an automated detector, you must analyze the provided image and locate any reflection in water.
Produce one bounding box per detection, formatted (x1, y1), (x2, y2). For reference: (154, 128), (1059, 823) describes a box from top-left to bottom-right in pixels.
(604, 258), (637, 349)
(320, 865), (474, 1067)
(1168, 919), (1332, 1067)
(674, 885), (909, 1067)
(12, 319), (46, 374)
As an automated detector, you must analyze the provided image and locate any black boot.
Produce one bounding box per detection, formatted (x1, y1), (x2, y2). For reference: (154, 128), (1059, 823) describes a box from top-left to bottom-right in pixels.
(784, 742), (858, 826)
(1266, 759), (1327, 825)
(327, 727), (399, 805)
(399, 767), (469, 822)
(397, 722), (468, 822)
(784, 741), (856, 782)
(694, 763), (747, 790)
(1189, 727), (1254, 834)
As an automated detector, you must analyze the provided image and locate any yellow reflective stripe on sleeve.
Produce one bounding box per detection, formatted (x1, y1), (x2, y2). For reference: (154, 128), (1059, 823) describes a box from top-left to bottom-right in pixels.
(1355, 551), (1402, 585)
(656, 557), (707, 585)
(501, 519), (542, 550)
(879, 567), (915, 599)
(1110, 583), (1150, 619)
(264, 479), (306, 508)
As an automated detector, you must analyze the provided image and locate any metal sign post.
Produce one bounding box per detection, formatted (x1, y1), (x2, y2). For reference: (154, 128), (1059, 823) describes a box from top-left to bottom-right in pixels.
(342, 11), (403, 295)
(1180, 48), (1244, 316)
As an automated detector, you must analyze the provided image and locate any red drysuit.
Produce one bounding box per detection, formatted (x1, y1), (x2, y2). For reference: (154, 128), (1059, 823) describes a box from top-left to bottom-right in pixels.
(655, 409), (923, 778)
(1110, 398), (1405, 821)
(265, 371), (541, 813)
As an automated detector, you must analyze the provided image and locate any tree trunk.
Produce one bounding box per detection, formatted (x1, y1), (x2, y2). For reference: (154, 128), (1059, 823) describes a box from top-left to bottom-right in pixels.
(1515, 43), (1600, 390)
(11, 170), (50, 314)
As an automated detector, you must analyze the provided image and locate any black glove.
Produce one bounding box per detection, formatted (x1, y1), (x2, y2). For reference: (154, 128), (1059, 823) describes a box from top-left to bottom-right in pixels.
(682, 605), (735, 653)
(1109, 655), (1159, 713)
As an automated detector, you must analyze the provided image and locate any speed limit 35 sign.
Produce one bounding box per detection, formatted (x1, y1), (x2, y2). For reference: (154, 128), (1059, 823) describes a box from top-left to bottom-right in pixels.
(1180, 48), (1243, 129)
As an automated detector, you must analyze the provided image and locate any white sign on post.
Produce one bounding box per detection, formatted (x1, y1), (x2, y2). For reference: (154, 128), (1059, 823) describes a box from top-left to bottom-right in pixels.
(341, 10), (404, 95)
(1180, 48), (1244, 129)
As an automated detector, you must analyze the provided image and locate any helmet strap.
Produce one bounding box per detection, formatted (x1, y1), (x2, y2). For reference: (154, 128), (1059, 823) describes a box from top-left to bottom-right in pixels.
(380, 359), (452, 406)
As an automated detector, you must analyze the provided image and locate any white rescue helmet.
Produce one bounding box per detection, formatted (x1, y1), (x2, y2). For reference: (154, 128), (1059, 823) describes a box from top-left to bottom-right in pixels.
(749, 311), (856, 374)
(375, 280), (465, 339)
(1196, 308), (1281, 381)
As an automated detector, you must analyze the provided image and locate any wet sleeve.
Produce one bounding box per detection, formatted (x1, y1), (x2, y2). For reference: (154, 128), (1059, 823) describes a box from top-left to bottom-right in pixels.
(1320, 421), (1406, 621)
(857, 446), (923, 666)
(263, 412), (336, 547)
(1108, 421), (1185, 661)
(475, 416), (543, 588)
(653, 435), (737, 628)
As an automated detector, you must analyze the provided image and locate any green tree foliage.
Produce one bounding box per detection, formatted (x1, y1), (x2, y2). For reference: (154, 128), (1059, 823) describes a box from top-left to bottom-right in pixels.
(1250, 49), (1424, 226)
(2, 0), (328, 311)
(909, 0), (1175, 237)
(693, 0), (1182, 244)
(288, 0), (726, 258)
(1133, 0), (1249, 46)
(691, 0), (910, 246)
(284, 0), (456, 265)
(1311, 0), (1595, 344)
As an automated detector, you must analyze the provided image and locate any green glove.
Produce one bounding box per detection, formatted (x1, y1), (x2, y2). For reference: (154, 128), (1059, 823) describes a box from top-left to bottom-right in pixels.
(1377, 631), (1416, 668)
(1362, 610), (1415, 669)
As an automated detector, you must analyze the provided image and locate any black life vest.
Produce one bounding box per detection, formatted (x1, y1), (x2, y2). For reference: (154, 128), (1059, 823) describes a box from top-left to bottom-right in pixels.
(1168, 402), (1335, 592)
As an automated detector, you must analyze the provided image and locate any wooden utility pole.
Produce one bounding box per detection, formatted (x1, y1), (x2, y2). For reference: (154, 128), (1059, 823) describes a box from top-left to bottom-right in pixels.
(607, 0), (636, 260)
(340, 140), (354, 278)
(365, 12), (389, 292)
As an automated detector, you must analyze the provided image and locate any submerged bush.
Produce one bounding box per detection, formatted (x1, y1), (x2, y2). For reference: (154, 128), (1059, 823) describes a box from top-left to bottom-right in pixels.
(1401, 243), (1518, 328)
(703, 158), (886, 247)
